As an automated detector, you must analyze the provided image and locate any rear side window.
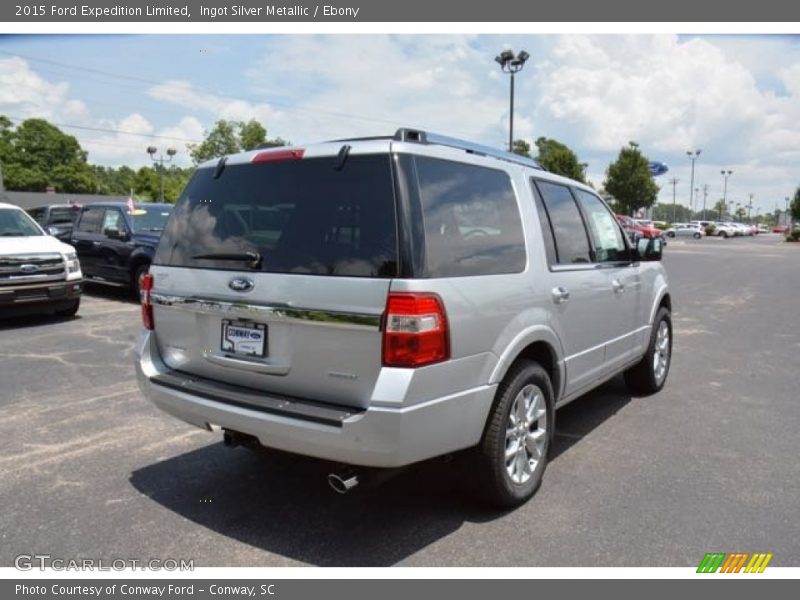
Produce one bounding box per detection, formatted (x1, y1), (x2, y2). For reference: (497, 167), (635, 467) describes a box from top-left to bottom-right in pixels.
(535, 181), (592, 265)
(155, 154), (398, 278)
(77, 207), (104, 233)
(49, 207), (80, 225)
(414, 157), (525, 277)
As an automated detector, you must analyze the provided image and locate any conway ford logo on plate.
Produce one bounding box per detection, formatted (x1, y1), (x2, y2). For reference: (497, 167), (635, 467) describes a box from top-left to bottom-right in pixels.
(228, 277), (254, 292)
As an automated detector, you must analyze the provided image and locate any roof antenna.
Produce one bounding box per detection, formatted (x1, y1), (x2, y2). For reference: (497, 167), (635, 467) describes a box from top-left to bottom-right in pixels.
(334, 145), (351, 171)
(213, 156), (227, 179)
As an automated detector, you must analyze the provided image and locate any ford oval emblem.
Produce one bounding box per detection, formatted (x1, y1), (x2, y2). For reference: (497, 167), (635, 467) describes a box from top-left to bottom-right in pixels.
(228, 277), (254, 292)
(20, 264), (40, 273)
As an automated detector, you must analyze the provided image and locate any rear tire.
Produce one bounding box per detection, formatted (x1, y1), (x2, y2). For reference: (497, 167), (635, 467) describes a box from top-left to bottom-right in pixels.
(55, 298), (80, 317)
(474, 360), (554, 509)
(693, 232), (702, 239)
(624, 307), (672, 395)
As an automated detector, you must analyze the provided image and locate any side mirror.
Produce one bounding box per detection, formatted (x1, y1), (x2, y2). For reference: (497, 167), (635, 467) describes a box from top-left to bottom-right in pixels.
(46, 226), (60, 237)
(635, 237), (663, 262)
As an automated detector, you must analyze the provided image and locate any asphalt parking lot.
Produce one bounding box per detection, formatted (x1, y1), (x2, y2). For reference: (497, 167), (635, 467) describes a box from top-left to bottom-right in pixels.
(1, 234), (798, 567)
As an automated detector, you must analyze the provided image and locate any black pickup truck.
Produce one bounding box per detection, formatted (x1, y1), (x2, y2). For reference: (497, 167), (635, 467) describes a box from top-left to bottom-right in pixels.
(70, 202), (172, 297)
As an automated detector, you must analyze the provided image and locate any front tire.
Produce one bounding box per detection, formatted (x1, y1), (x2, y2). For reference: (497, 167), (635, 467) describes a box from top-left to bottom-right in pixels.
(693, 232), (702, 239)
(625, 307), (672, 395)
(474, 361), (554, 509)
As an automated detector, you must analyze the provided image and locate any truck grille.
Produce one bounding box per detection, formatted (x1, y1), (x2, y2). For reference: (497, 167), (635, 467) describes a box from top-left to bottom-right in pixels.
(0, 253), (65, 285)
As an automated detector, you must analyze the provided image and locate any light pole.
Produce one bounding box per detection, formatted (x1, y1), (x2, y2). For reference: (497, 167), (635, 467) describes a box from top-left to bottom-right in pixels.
(702, 184), (709, 219)
(495, 49), (530, 152)
(147, 146), (177, 202)
(721, 169), (733, 210)
(728, 200), (734, 218)
(694, 187), (700, 216)
(747, 193), (754, 221)
(687, 149), (701, 211)
(668, 177), (679, 223)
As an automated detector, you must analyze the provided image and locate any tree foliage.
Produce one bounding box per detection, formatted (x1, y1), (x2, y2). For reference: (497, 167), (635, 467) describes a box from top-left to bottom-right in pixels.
(0, 117), (97, 193)
(791, 187), (800, 221)
(188, 119), (286, 164)
(511, 139), (532, 158)
(534, 137), (587, 183)
(604, 143), (659, 216)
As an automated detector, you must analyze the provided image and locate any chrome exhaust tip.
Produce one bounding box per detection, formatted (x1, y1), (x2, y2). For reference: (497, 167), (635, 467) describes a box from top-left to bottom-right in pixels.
(327, 471), (359, 494)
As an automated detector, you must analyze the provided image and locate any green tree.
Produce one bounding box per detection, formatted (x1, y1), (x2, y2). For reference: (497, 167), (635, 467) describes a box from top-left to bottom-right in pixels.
(790, 187), (800, 221)
(512, 139), (532, 158)
(712, 199), (727, 220)
(651, 202), (693, 223)
(0, 117), (97, 193)
(734, 207), (747, 221)
(604, 143), (659, 217)
(188, 119), (286, 164)
(534, 137), (587, 183)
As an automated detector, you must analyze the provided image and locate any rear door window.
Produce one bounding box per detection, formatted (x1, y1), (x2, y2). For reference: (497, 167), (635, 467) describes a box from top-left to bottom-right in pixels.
(414, 156), (525, 277)
(155, 154), (398, 278)
(534, 180), (592, 265)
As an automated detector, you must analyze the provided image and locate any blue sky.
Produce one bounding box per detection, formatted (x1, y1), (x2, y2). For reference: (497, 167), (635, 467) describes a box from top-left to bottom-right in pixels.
(1, 34), (799, 214)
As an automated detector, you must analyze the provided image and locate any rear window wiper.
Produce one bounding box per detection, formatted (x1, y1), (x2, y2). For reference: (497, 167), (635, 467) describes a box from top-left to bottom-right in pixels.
(191, 251), (262, 269)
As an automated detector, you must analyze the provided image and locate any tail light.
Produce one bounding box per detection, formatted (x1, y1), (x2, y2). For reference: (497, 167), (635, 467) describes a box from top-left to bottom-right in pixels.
(252, 148), (305, 163)
(382, 293), (449, 368)
(141, 273), (154, 330)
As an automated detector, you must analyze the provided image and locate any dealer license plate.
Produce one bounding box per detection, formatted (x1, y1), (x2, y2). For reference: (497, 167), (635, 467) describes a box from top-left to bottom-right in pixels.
(221, 320), (267, 357)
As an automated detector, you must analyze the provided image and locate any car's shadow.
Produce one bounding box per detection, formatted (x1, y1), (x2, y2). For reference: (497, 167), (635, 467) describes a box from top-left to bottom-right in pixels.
(129, 377), (634, 566)
(82, 282), (138, 304)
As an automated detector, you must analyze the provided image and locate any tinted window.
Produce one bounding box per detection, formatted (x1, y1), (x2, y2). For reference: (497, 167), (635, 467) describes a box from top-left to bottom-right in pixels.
(415, 157), (525, 277)
(573, 189), (628, 263)
(155, 154), (398, 278)
(49, 207), (81, 225)
(27, 208), (45, 223)
(530, 181), (558, 266)
(77, 207), (104, 233)
(535, 181), (592, 264)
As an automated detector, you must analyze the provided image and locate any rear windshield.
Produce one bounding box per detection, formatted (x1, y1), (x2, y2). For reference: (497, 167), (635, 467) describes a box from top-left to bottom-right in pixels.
(154, 154), (398, 277)
(50, 207), (81, 224)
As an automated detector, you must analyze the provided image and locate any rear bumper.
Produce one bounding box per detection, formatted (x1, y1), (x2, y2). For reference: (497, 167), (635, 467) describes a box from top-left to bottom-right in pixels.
(135, 330), (496, 468)
(0, 279), (82, 314)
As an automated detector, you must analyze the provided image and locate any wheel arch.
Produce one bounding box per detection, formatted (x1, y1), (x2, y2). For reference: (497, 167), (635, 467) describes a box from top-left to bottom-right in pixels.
(489, 327), (564, 403)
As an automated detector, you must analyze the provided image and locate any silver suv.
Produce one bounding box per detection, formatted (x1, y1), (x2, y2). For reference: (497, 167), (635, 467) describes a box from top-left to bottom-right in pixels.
(135, 129), (671, 507)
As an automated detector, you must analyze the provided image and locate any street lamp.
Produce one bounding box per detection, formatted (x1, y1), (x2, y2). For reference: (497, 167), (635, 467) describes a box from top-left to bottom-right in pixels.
(668, 177), (679, 223)
(720, 169), (733, 208)
(147, 146), (177, 202)
(687, 149), (701, 211)
(495, 49), (530, 152)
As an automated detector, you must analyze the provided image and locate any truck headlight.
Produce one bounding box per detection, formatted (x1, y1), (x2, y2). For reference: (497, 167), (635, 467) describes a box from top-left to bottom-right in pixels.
(64, 252), (81, 275)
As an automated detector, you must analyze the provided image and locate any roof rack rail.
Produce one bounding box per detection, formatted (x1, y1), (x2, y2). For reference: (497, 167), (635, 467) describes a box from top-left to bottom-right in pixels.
(393, 128), (543, 170)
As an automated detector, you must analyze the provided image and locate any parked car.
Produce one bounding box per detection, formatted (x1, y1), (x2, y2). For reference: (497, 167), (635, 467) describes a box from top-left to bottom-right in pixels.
(26, 203), (82, 243)
(664, 223), (704, 239)
(772, 225), (789, 234)
(714, 222), (738, 238)
(70, 202), (172, 297)
(135, 129), (672, 508)
(729, 222), (755, 236)
(617, 215), (665, 241)
(757, 224), (769, 234)
(0, 202), (82, 317)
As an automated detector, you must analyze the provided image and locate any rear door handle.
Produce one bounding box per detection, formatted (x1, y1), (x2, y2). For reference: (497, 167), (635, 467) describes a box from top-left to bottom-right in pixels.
(612, 279), (625, 293)
(552, 287), (570, 304)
